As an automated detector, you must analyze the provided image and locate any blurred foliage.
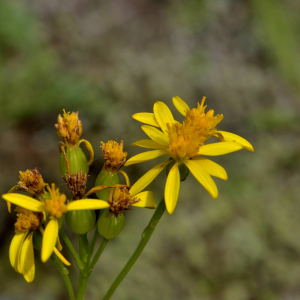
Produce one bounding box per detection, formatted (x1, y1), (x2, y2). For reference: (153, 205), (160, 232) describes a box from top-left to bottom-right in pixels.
(0, 0), (300, 300)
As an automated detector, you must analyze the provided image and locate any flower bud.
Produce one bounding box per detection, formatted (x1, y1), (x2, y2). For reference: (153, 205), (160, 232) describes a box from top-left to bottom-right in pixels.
(95, 168), (119, 200)
(95, 140), (127, 200)
(63, 171), (95, 234)
(97, 209), (125, 239)
(65, 208), (96, 235)
(59, 146), (89, 176)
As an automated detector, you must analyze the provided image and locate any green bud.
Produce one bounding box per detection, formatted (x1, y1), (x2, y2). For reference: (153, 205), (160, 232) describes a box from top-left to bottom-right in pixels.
(65, 208), (96, 235)
(59, 145), (89, 176)
(97, 209), (125, 239)
(95, 168), (119, 201)
(33, 230), (43, 250)
(166, 159), (189, 182)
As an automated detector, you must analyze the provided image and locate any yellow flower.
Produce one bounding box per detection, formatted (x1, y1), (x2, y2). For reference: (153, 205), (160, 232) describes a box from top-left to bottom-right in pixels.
(101, 140), (127, 172)
(107, 184), (156, 214)
(3, 184), (110, 263)
(9, 207), (69, 282)
(10, 231), (35, 282)
(55, 110), (83, 145)
(125, 97), (254, 214)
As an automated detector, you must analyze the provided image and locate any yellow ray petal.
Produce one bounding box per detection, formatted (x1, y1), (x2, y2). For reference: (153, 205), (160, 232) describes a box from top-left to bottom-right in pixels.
(67, 199), (110, 211)
(164, 162), (180, 214)
(192, 157), (228, 180)
(184, 160), (218, 199)
(132, 139), (165, 150)
(153, 101), (175, 134)
(132, 191), (156, 209)
(124, 150), (169, 167)
(198, 142), (243, 156)
(132, 113), (159, 127)
(130, 160), (172, 196)
(141, 125), (169, 147)
(10, 232), (27, 273)
(172, 96), (190, 116)
(216, 131), (254, 152)
(20, 232), (35, 283)
(2, 194), (44, 212)
(53, 247), (71, 266)
(41, 219), (59, 263)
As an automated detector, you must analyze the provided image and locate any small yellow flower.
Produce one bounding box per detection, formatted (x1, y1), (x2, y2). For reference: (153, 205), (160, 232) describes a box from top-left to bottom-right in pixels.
(6, 168), (47, 213)
(107, 185), (156, 215)
(3, 184), (110, 263)
(125, 97), (254, 214)
(18, 168), (46, 198)
(101, 140), (127, 172)
(55, 110), (83, 145)
(9, 207), (43, 282)
(10, 207), (69, 282)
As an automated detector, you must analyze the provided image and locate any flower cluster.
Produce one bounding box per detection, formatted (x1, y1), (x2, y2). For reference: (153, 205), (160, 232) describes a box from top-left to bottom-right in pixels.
(1, 97), (253, 297)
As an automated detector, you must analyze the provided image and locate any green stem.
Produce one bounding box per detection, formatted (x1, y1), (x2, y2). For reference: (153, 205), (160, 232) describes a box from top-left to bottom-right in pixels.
(77, 234), (90, 300)
(59, 228), (84, 270)
(89, 237), (109, 271)
(102, 198), (166, 300)
(78, 234), (89, 264)
(77, 273), (89, 300)
(51, 253), (76, 300)
(88, 227), (99, 264)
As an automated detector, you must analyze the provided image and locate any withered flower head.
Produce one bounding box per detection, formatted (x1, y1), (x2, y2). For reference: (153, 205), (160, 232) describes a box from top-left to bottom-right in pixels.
(108, 187), (140, 215)
(18, 168), (46, 198)
(14, 206), (43, 233)
(63, 170), (88, 200)
(101, 140), (127, 173)
(55, 110), (83, 145)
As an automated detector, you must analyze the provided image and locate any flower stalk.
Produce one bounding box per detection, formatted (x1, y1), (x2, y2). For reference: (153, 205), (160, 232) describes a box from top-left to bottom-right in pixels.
(103, 198), (166, 300)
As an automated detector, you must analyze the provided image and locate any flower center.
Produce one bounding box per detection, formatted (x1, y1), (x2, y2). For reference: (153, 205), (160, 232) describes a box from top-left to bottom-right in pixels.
(108, 187), (140, 215)
(166, 98), (224, 161)
(185, 97), (223, 139)
(101, 140), (127, 172)
(44, 184), (68, 219)
(14, 207), (43, 233)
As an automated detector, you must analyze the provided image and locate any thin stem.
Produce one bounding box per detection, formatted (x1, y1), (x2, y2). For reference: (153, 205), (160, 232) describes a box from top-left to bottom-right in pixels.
(59, 228), (84, 270)
(88, 227), (99, 264)
(89, 237), (109, 271)
(77, 233), (90, 300)
(77, 273), (89, 300)
(102, 198), (166, 300)
(78, 234), (89, 264)
(51, 253), (76, 300)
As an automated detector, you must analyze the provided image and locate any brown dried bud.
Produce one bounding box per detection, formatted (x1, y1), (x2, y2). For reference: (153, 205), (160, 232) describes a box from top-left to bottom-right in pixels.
(63, 170), (88, 200)
(108, 187), (140, 215)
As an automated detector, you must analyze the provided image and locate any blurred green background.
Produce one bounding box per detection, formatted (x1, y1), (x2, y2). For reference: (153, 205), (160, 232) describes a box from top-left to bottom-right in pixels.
(0, 0), (300, 299)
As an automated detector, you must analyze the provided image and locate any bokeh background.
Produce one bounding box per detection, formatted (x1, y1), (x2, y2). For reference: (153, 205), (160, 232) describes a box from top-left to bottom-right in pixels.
(1, 0), (300, 299)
